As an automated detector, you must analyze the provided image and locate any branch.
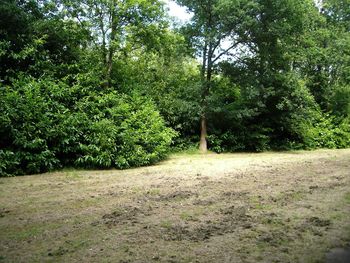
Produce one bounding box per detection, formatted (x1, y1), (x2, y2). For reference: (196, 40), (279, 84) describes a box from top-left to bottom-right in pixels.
(63, 3), (98, 47)
(212, 40), (242, 64)
(211, 32), (230, 57)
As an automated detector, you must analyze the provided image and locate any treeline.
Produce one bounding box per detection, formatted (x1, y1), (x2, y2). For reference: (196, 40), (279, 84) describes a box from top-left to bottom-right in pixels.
(0, 0), (349, 176)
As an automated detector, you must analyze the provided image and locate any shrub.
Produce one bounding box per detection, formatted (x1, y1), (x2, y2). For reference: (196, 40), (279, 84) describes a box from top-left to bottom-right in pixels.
(290, 110), (350, 149)
(73, 93), (177, 169)
(0, 78), (176, 176)
(0, 78), (62, 175)
(0, 150), (20, 177)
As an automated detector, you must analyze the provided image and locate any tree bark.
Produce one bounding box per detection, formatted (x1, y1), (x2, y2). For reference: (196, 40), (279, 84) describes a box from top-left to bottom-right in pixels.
(198, 4), (215, 153)
(199, 41), (208, 152)
(199, 115), (207, 153)
(199, 39), (213, 153)
(106, 5), (117, 88)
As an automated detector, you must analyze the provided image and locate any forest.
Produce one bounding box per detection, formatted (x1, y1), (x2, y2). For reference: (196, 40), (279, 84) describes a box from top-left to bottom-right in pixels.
(1, 0), (349, 176)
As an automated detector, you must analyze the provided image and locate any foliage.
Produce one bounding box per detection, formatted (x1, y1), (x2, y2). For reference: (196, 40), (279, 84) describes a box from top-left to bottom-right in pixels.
(0, 0), (349, 176)
(0, 78), (176, 176)
(72, 92), (177, 169)
(118, 52), (201, 144)
(291, 112), (350, 149)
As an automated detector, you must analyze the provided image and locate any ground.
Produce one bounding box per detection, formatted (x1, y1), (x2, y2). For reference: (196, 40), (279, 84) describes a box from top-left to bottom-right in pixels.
(0, 149), (350, 263)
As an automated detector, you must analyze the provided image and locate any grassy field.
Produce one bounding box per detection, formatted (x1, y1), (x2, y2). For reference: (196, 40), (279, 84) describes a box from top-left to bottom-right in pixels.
(0, 149), (350, 263)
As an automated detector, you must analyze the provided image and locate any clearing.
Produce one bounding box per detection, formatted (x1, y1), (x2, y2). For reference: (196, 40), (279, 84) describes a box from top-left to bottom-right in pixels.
(0, 149), (350, 262)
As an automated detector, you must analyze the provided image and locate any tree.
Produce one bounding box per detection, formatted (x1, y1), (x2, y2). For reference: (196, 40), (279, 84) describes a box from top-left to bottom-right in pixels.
(0, 0), (42, 82)
(294, 0), (350, 115)
(58, 0), (167, 88)
(0, 0), (90, 82)
(207, 0), (330, 150)
(176, 0), (257, 152)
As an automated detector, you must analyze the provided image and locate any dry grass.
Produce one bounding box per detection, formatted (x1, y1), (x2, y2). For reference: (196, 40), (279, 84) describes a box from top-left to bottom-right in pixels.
(0, 149), (350, 262)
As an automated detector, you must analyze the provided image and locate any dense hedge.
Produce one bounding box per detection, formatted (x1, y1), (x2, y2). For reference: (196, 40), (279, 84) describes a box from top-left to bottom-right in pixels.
(206, 73), (350, 153)
(0, 78), (176, 176)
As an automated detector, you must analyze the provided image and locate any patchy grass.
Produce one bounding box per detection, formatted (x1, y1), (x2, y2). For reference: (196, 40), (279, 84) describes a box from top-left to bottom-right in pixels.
(0, 149), (350, 262)
(344, 192), (350, 204)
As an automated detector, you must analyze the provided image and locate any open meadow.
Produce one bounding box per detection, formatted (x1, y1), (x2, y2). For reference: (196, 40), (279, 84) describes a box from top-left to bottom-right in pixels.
(1, 149), (350, 263)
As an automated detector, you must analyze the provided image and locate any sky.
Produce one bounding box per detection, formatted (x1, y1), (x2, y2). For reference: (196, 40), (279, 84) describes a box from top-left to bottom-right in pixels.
(164, 0), (231, 60)
(164, 0), (193, 23)
(165, 0), (322, 22)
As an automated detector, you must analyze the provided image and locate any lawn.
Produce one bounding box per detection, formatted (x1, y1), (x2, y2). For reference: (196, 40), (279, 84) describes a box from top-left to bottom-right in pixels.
(1, 149), (350, 263)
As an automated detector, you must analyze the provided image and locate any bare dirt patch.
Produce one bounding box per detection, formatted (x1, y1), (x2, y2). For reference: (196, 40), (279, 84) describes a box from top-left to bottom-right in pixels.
(0, 149), (350, 262)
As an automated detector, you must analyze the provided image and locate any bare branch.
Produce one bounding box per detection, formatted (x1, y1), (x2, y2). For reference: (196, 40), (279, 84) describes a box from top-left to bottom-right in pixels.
(212, 40), (242, 64)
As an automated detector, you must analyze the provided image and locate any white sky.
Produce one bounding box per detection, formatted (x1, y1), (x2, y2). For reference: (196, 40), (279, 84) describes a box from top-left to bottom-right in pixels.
(164, 0), (193, 23)
(165, 0), (322, 22)
(164, 0), (230, 60)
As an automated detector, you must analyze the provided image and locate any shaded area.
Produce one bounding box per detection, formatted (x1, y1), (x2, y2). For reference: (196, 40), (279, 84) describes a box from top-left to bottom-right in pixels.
(326, 248), (350, 263)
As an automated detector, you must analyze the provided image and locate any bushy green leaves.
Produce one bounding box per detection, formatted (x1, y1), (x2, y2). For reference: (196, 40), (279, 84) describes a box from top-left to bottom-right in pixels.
(1, 0), (349, 176)
(72, 92), (177, 169)
(0, 79), (176, 176)
(0, 78), (63, 175)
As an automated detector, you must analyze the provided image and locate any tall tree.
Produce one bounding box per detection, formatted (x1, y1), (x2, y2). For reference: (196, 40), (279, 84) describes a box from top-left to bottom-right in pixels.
(176, 0), (256, 152)
(59, 0), (166, 88)
(0, 0), (89, 82)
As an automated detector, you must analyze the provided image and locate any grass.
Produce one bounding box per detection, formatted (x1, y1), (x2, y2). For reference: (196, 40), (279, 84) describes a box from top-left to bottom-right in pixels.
(344, 192), (350, 204)
(64, 171), (83, 180)
(180, 211), (200, 222)
(0, 149), (349, 262)
(160, 220), (173, 229)
(147, 188), (161, 196)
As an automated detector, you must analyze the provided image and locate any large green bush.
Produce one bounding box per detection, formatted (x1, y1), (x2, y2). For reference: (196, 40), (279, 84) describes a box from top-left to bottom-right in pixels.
(0, 78), (176, 176)
(206, 72), (350, 152)
(291, 112), (350, 149)
(0, 78), (62, 175)
(72, 93), (177, 169)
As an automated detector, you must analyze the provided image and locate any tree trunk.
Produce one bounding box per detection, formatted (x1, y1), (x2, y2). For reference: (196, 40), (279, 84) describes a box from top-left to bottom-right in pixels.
(198, 6), (214, 153)
(106, 6), (117, 88)
(107, 47), (113, 87)
(199, 115), (207, 153)
(199, 42), (208, 152)
(199, 41), (213, 153)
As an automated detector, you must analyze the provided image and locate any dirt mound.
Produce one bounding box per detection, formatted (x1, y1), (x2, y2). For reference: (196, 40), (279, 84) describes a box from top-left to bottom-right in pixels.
(161, 205), (253, 242)
(154, 190), (196, 201)
(307, 217), (331, 227)
(102, 205), (151, 226)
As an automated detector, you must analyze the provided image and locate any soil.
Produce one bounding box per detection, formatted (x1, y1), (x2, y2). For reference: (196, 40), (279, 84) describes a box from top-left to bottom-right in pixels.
(0, 149), (350, 263)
